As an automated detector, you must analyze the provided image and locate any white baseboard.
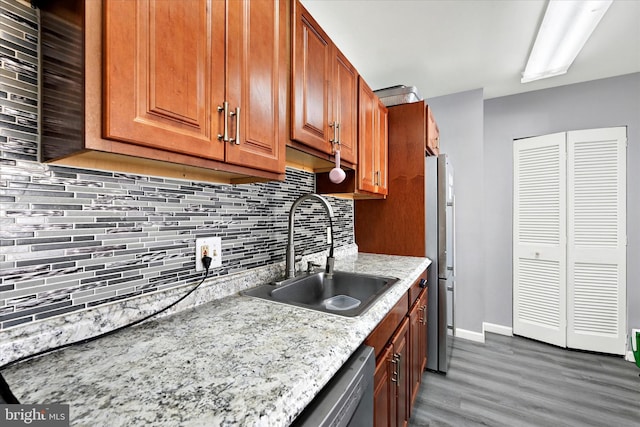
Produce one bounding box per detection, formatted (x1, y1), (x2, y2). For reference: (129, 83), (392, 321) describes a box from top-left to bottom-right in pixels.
(483, 322), (513, 337)
(455, 328), (485, 343)
(456, 323), (513, 344)
(458, 326), (638, 364)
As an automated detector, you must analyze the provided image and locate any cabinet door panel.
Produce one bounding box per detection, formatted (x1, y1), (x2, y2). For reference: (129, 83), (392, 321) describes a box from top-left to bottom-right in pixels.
(376, 100), (389, 195)
(358, 79), (376, 193)
(226, 0), (286, 173)
(409, 288), (428, 412)
(333, 50), (358, 164)
(392, 317), (410, 427)
(419, 290), (428, 375)
(291, 2), (332, 153)
(104, 0), (225, 160)
(374, 344), (396, 427)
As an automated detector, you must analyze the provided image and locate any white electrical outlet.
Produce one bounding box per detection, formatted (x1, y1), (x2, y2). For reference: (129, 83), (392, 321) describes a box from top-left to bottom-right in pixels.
(327, 226), (332, 244)
(195, 237), (222, 271)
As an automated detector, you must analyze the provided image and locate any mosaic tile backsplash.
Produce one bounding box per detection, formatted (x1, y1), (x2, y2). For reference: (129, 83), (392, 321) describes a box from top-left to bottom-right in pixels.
(0, 0), (355, 331)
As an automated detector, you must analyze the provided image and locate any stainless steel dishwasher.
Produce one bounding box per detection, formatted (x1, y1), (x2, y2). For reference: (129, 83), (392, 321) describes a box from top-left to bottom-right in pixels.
(292, 345), (375, 427)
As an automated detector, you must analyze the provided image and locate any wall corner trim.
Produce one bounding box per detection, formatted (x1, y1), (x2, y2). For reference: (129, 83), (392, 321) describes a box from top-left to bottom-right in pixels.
(483, 322), (513, 337)
(455, 328), (485, 343)
(455, 322), (513, 344)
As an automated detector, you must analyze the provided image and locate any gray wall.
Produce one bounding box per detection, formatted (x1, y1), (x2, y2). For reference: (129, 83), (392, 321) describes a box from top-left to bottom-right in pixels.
(428, 73), (639, 347)
(483, 73), (640, 342)
(427, 89), (485, 334)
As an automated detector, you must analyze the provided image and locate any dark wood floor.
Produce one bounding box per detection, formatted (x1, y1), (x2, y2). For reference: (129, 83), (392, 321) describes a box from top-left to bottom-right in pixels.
(409, 333), (640, 427)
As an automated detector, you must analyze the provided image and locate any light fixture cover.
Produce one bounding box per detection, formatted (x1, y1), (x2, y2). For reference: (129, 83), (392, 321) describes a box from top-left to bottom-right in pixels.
(521, 0), (613, 83)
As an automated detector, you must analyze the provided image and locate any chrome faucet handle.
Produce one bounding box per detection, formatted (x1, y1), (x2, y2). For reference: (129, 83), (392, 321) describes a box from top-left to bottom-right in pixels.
(292, 255), (303, 274)
(307, 261), (321, 274)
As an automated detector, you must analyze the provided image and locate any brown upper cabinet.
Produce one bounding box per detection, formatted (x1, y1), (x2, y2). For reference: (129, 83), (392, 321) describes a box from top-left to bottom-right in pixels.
(358, 79), (389, 196)
(316, 77), (388, 198)
(39, 0), (287, 183)
(104, 0), (287, 174)
(290, 0), (358, 165)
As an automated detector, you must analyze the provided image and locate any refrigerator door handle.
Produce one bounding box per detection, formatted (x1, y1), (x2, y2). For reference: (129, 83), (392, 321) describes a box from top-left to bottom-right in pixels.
(451, 195), (455, 274)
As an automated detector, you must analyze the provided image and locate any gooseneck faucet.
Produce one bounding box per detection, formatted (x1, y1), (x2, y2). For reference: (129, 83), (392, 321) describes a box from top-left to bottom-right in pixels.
(286, 193), (335, 279)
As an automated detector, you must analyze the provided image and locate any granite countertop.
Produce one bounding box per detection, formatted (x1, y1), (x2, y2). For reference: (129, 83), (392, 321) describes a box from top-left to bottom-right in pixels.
(2, 253), (430, 426)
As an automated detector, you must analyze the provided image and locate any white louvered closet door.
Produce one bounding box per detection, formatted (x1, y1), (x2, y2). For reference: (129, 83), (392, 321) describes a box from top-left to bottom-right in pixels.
(567, 127), (626, 355)
(513, 132), (567, 347)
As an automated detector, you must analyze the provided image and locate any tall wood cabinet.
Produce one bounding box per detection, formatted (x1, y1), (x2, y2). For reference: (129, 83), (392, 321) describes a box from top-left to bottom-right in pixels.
(104, 0), (286, 174)
(355, 100), (437, 256)
(290, 0), (358, 165)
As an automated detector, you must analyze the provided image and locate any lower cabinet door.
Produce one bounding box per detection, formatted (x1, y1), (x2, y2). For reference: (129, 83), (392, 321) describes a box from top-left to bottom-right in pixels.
(409, 288), (428, 411)
(392, 317), (410, 427)
(374, 344), (396, 427)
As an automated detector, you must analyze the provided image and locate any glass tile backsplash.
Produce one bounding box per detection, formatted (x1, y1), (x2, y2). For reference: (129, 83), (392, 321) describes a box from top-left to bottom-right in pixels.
(0, 0), (354, 331)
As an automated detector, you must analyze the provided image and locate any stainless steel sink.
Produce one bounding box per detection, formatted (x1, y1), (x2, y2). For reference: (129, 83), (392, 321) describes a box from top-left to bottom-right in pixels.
(243, 271), (399, 317)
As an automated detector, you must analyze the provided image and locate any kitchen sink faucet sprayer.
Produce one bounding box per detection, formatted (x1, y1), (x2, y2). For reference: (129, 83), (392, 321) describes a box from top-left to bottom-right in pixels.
(286, 193), (335, 279)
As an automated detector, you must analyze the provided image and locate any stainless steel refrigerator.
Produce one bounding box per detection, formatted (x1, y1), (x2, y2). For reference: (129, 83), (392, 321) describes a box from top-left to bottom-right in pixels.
(426, 154), (455, 373)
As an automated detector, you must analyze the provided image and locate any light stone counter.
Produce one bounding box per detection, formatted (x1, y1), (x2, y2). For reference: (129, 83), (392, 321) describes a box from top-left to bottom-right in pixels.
(1, 253), (430, 426)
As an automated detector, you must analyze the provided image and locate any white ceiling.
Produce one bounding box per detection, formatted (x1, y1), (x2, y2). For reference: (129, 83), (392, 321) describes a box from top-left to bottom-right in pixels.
(300, 0), (640, 100)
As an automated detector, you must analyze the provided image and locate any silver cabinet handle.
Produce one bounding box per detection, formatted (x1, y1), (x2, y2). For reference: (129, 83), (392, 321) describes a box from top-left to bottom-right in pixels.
(390, 354), (399, 383)
(336, 122), (340, 145)
(393, 353), (401, 385)
(217, 101), (229, 142)
(329, 121), (337, 144)
(230, 107), (240, 145)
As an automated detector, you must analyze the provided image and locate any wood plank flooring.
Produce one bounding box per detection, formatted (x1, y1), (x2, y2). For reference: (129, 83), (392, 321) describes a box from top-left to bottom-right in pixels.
(409, 333), (640, 427)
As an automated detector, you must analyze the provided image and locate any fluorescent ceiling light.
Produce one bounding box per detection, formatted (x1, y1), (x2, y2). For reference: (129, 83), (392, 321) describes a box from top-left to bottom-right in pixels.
(521, 0), (612, 83)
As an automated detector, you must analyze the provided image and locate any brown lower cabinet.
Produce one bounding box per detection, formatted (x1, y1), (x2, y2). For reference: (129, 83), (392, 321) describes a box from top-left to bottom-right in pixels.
(409, 288), (428, 411)
(366, 270), (428, 427)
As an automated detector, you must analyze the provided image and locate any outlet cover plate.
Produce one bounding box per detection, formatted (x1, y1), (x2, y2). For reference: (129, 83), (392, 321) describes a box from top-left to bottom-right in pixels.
(196, 237), (222, 271)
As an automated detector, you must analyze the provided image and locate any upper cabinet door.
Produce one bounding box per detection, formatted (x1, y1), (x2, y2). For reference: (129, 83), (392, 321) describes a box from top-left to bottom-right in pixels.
(291, 1), (332, 154)
(226, 0), (287, 173)
(376, 99), (389, 195)
(333, 49), (358, 164)
(104, 0), (225, 160)
(358, 78), (388, 196)
(358, 78), (377, 194)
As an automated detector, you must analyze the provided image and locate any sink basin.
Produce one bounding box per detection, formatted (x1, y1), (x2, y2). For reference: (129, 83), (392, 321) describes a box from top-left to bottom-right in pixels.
(243, 271), (399, 317)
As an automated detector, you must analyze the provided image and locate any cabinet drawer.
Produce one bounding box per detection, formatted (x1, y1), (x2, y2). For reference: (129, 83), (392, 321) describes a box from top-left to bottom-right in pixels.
(408, 270), (428, 307)
(365, 294), (408, 358)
